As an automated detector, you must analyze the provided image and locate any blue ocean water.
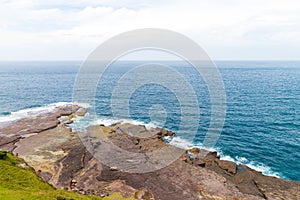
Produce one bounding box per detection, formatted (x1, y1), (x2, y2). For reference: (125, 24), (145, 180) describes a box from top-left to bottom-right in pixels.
(0, 61), (299, 182)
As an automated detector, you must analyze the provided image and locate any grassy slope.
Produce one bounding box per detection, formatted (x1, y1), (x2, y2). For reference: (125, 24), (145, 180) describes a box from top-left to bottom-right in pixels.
(0, 151), (134, 200)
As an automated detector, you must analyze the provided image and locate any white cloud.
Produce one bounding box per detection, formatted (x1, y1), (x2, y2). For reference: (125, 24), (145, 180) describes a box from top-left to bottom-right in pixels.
(0, 0), (299, 60)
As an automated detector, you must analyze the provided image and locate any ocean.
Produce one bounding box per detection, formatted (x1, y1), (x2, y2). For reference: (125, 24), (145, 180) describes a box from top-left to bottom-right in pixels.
(0, 61), (299, 182)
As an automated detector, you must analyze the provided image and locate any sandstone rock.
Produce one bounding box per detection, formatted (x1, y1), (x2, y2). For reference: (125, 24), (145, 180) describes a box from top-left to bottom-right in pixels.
(75, 108), (87, 116)
(215, 159), (237, 174)
(1, 107), (300, 200)
(189, 147), (200, 155)
(193, 159), (206, 167)
(102, 180), (138, 198)
(0, 104), (83, 151)
(159, 129), (175, 137)
(135, 188), (155, 200)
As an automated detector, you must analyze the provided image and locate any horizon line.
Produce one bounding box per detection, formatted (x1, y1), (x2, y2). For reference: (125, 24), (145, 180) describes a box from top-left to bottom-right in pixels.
(1, 59), (300, 62)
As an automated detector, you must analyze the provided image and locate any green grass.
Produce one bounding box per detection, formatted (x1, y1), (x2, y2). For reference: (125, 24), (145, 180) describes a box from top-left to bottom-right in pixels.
(0, 151), (135, 200)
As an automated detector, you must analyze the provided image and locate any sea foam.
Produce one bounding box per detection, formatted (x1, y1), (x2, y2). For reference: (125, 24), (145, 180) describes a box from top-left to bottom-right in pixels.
(0, 102), (87, 127)
(166, 136), (283, 178)
(220, 153), (282, 178)
(0, 102), (283, 179)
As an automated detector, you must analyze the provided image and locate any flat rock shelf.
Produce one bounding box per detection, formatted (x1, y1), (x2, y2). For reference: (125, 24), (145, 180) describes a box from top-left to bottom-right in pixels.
(0, 104), (299, 200)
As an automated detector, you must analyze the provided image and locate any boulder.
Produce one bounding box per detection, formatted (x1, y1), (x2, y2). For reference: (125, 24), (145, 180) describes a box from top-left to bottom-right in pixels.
(215, 159), (237, 174)
(158, 129), (175, 137)
(75, 108), (87, 116)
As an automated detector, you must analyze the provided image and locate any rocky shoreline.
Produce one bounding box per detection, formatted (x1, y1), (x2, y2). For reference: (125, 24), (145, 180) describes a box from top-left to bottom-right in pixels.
(0, 104), (299, 200)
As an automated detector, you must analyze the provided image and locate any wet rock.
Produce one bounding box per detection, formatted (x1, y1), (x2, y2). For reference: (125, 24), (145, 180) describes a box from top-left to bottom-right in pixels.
(75, 108), (87, 116)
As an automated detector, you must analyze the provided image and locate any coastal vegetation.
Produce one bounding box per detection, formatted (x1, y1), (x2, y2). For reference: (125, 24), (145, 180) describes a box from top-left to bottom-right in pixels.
(0, 151), (133, 200)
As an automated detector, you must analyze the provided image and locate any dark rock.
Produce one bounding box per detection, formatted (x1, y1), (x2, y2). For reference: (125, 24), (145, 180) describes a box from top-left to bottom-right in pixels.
(193, 159), (206, 167)
(159, 129), (175, 137)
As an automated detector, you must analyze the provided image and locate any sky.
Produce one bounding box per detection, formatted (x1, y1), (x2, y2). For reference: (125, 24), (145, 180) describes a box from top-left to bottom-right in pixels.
(0, 0), (300, 61)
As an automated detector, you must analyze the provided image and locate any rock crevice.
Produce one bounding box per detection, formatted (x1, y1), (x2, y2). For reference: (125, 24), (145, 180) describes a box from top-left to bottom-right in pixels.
(1, 105), (299, 200)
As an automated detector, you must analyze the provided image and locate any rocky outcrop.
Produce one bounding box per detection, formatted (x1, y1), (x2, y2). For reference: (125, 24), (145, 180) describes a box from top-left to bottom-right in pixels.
(1, 104), (299, 200)
(187, 147), (300, 199)
(0, 104), (83, 151)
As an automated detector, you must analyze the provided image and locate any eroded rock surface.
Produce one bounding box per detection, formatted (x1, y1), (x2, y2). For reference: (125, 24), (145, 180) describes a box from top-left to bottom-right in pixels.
(1, 105), (299, 200)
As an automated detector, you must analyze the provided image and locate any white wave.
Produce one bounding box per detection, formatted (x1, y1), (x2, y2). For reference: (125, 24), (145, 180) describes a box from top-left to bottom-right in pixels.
(70, 116), (161, 132)
(94, 118), (158, 130)
(220, 153), (281, 178)
(11, 103), (280, 179)
(235, 156), (248, 163)
(153, 138), (283, 179)
(71, 102), (91, 108)
(167, 136), (194, 149)
(166, 136), (220, 153)
(220, 155), (235, 162)
(246, 162), (281, 178)
(0, 102), (86, 125)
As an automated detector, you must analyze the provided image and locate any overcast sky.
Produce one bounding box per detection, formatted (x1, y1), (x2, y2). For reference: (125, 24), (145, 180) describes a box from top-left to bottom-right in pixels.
(0, 0), (300, 60)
